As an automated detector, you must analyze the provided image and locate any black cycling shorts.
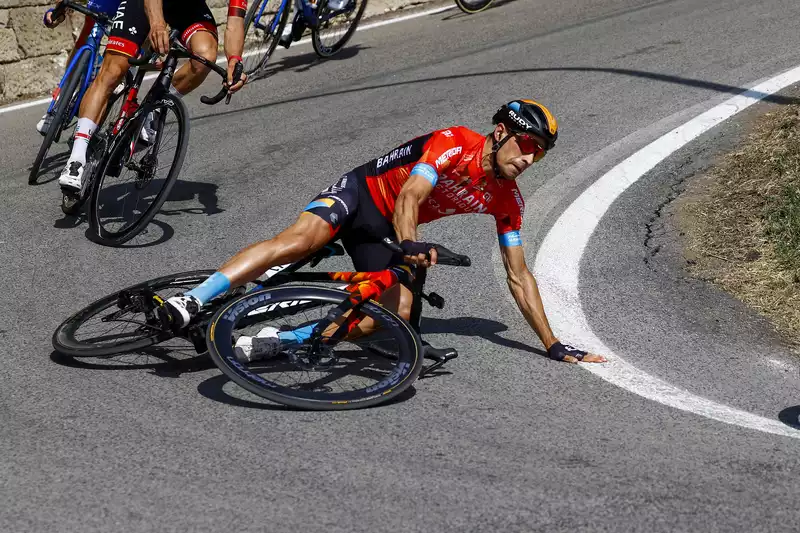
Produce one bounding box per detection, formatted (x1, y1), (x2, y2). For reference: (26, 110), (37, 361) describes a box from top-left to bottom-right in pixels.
(304, 172), (403, 272)
(106, 0), (217, 58)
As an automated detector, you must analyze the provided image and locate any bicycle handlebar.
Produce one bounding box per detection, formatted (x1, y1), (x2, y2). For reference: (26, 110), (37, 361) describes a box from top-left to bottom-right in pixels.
(127, 32), (240, 106)
(382, 238), (472, 267)
(200, 61), (243, 105)
(52, 0), (110, 25)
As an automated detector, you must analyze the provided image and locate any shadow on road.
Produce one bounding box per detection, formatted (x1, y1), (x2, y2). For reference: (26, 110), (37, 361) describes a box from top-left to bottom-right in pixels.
(51, 178), (222, 247)
(196, 372), (417, 410)
(249, 44), (369, 83)
(420, 316), (547, 358)
(50, 346), (214, 378)
(193, 66), (800, 125)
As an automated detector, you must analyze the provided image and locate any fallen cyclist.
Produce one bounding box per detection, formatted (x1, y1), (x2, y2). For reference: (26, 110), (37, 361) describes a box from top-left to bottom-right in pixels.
(161, 99), (607, 365)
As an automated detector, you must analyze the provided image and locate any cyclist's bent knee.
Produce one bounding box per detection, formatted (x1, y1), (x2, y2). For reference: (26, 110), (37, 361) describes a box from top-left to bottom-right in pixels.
(95, 53), (129, 89)
(187, 33), (218, 75)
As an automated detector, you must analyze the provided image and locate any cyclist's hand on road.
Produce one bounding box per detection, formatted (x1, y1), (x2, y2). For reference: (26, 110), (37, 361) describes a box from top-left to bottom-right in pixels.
(148, 22), (170, 55)
(547, 341), (607, 364)
(226, 58), (247, 93)
(399, 240), (437, 268)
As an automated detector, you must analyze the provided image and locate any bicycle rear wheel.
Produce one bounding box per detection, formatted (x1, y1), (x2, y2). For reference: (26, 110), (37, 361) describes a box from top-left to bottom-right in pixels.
(454, 0), (494, 14)
(207, 286), (424, 410)
(242, 0), (291, 78)
(88, 94), (189, 246)
(53, 270), (214, 357)
(29, 50), (90, 185)
(311, 0), (367, 58)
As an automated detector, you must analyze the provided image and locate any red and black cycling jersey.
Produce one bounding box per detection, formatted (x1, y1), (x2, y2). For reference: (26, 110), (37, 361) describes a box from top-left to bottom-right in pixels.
(356, 126), (525, 247)
(304, 126), (525, 273)
(106, 0), (246, 57)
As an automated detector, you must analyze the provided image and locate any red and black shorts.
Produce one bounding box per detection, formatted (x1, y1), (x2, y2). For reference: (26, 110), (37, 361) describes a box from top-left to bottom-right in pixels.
(106, 0), (218, 58)
(304, 172), (406, 272)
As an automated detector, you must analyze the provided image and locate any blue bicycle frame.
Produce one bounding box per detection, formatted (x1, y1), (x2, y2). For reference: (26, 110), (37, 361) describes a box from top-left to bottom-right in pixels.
(252, 0), (341, 33)
(46, 19), (109, 118)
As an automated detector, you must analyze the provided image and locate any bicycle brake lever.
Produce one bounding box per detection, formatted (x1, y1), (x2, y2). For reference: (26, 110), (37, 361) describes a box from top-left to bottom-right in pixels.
(225, 62), (244, 105)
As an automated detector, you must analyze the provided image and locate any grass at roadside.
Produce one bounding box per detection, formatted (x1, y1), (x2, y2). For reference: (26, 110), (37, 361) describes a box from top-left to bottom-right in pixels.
(676, 103), (800, 344)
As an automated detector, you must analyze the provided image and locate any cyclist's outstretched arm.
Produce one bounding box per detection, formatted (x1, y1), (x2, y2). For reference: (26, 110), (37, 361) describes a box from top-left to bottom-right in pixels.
(224, 0), (247, 91)
(500, 244), (558, 348)
(500, 245), (606, 363)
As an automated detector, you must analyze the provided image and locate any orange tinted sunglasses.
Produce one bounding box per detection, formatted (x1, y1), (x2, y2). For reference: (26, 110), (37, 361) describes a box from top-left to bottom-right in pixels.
(516, 134), (547, 161)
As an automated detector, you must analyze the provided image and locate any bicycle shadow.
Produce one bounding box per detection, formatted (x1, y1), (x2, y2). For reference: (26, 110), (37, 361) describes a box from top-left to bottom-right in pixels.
(49, 345), (214, 378)
(196, 372), (417, 410)
(51, 178), (222, 247)
(249, 44), (368, 82)
(29, 148), (71, 185)
(420, 316), (547, 358)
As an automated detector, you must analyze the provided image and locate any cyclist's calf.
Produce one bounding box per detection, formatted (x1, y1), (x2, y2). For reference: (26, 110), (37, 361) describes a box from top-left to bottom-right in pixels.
(79, 52), (130, 122)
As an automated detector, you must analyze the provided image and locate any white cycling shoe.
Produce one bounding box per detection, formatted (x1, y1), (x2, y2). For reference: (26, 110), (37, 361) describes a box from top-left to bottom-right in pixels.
(58, 160), (84, 191)
(162, 294), (201, 329)
(234, 326), (283, 363)
(36, 113), (53, 135)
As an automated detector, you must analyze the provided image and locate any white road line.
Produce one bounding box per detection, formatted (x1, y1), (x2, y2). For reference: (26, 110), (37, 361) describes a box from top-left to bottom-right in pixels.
(0, 4), (454, 116)
(530, 65), (800, 439)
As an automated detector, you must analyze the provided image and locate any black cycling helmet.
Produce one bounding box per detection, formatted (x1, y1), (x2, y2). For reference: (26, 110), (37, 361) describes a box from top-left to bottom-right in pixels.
(492, 99), (558, 150)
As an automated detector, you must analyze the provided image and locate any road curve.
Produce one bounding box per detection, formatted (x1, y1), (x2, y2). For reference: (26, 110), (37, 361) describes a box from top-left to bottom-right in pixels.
(3, 0), (800, 531)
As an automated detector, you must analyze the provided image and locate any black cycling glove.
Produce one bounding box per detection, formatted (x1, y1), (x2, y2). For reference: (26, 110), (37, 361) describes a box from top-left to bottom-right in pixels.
(547, 341), (588, 362)
(399, 240), (434, 257)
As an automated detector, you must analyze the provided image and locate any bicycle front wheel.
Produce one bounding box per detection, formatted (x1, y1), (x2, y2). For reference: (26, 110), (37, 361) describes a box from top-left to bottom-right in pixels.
(208, 286), (424, 410)
(242, 0), (291, 78)
(88, 94), (189, 246)
(29, 49), (91, 185)
(311, 0), (367, 58)
(454, 0), (494, 14)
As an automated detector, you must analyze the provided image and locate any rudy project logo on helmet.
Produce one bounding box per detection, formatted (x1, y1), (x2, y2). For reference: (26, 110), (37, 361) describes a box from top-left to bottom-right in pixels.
(507, 110), (530, 130)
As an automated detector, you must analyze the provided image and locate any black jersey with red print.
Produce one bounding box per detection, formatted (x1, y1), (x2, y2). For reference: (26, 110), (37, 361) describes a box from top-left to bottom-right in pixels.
(106, 0), (246, 57)
(356, 126), (525, 247)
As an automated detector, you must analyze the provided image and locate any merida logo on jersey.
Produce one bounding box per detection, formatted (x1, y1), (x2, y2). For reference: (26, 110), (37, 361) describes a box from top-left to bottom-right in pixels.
(512, 188), (525, 214)
(377, 144), (413, 169)
(435, 147), (462, 169)
(438, 179), (489, 214)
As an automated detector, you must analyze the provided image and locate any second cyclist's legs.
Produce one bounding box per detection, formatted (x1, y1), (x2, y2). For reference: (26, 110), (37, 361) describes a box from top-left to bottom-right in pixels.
(58, 52), (130, 191)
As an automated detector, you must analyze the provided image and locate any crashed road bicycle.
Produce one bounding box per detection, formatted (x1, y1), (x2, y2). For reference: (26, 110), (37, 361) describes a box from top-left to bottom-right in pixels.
(53, 239), (470, 410)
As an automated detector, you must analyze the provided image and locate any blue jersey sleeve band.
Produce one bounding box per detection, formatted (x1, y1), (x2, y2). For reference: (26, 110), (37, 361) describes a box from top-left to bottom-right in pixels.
(411, 163), (438, 186)
(499, 230), (522, 247)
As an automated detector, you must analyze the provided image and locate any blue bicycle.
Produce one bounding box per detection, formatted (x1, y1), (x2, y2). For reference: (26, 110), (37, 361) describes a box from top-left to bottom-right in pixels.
(242, 0), (368, 78)
(29, 0), (130, 185)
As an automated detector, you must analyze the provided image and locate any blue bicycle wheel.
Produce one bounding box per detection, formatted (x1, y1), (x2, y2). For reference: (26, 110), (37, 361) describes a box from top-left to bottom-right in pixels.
(29, 49), (91, 185)
(242, 0), (291, 78)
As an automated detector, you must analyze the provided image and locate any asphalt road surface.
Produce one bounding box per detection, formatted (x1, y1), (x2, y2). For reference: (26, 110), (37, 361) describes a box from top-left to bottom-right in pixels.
(3, 0), (800, 531)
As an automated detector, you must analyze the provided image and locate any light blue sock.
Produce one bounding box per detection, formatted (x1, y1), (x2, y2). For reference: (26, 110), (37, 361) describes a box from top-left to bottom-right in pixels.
(186, 272), (231, 305)
(278, 323), (317, 345)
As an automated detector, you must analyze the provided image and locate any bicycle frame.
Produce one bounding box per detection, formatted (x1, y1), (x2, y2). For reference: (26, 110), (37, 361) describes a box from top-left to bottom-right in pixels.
(252, 0), (342, 33)
(46, 20), (108, 118)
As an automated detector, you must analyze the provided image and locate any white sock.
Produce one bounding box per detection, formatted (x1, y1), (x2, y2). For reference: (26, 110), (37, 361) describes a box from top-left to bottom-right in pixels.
(69, 117), (98, 165)
(169, 85), (183, 98)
